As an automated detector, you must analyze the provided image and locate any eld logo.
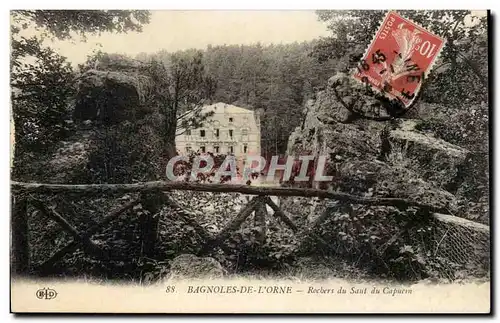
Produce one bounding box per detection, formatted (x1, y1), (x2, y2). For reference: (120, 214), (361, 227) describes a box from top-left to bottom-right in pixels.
(36, 288), (58, 300)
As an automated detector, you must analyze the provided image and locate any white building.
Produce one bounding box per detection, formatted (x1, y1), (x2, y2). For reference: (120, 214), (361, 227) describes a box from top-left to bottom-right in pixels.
(175, 102), (261, 160)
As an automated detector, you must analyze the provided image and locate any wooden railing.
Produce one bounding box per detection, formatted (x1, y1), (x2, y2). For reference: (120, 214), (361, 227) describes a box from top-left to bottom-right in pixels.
(10, 180), (476, 276)
(10, 181), (454, 213)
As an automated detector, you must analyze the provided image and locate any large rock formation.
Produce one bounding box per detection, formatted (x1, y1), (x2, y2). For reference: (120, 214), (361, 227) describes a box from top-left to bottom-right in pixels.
(73, 69), (153, 125)
(280, 72), (486, 280)
(284, 72), (469, 220)
(388, 120), (469, 190)
(29, 66), (165, 184)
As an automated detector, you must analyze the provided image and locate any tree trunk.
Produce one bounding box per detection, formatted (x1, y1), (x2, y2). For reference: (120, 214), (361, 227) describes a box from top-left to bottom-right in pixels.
(163, 115), (178, 170)
(164, 139), (177, 160)
(31, 199), (109, 260)
(254, 200), (267, 244)
(139, 211), (158, 258)
(264, 196), (298, 232)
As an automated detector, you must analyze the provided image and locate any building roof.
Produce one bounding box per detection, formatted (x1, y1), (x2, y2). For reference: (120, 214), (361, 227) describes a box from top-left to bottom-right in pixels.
(176, 102), (255, 124)
(202, 102), (254, 114)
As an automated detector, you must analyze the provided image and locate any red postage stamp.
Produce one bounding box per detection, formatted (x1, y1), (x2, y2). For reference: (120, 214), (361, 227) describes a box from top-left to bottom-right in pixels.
(353, 11), (446, 107)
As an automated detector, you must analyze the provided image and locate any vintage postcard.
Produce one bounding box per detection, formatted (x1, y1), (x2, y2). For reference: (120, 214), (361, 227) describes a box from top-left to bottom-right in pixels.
(10, 9), (490, 314)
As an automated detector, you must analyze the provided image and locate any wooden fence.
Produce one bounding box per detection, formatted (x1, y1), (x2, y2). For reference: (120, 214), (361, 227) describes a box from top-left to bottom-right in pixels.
(10, 180), (487, 276)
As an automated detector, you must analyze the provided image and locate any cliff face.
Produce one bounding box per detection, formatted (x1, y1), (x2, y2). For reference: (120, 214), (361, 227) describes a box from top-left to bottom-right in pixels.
(281, 73), (490, 280)
(284, 72), (470, 221)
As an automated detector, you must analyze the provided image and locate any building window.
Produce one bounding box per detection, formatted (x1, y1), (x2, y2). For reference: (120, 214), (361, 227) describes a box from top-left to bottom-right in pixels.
(186, 129), (191, 136)
(200, 129), (205, 137)
(186, 146), (192, 153)
(200, 146), (206, 153)
(229, 146), (234, 154)
(243, 145), (248, 153)
(214, 146), (219, 153)
(229, 117), (233, 123)
(241, 128), (249, 141)
(229, 129), (233, 139)
(215, 129), (220, 138)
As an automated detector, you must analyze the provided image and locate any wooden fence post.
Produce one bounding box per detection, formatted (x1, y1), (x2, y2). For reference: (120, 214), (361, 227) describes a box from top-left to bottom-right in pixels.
(254, 200), (267, 244)
(139, 192), (166, 257)
(200, 196), (262, 255)
(263, 196), (298, 232)
(11, 193), (29, 276)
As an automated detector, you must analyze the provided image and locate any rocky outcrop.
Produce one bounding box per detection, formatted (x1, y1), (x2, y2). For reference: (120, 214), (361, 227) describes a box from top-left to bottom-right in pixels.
(32, 66), (165, 184)
(388, 120), (469, 189)
(73, 69), (153, 124)
(337, 160), (457, 211)
(47, 129), (97, 183)
(284, 72), (469, 220)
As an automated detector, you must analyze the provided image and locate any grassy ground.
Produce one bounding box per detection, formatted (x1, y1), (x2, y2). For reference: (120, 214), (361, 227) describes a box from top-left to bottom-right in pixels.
(228, 256), (373, 282)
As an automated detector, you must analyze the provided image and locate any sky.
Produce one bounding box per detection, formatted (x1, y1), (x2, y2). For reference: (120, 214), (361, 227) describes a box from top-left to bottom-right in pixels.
(21, 10), (487, 66)
(45, 11), (331, 65)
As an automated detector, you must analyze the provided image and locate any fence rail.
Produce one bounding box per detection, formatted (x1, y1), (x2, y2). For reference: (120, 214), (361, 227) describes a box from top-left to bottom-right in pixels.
(11, 180), (453, 214)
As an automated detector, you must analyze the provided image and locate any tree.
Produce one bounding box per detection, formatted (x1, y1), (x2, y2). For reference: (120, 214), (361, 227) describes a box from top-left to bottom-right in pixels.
(11, 35), (75, 151)
(11, 10), (151, 179)
(141, 50), (217, 159)
(12, 10), (150, 40)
